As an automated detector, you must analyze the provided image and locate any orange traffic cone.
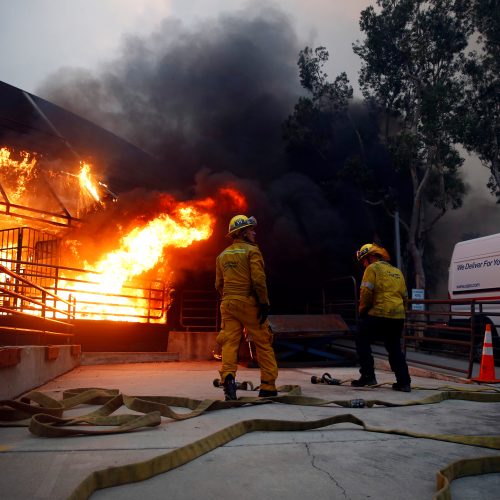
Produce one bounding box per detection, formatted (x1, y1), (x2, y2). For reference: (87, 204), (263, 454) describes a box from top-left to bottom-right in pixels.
(471, 324), (500, 383)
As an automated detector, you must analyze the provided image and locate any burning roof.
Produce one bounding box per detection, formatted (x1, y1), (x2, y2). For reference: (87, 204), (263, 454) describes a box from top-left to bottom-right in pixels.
(0, 80), (162, 194)
(0, 146), (113, 228)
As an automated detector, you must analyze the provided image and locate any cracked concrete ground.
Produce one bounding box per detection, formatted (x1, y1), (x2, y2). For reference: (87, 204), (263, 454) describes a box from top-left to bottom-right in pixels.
(0, 361), (499, 500)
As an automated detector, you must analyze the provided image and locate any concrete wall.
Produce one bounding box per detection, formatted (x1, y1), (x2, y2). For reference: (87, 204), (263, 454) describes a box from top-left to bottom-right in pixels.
(167, 331), (218, 360)
(73, 321), (168, 352)
(0, 345), (81, 400)
(81, 352), (179, 365)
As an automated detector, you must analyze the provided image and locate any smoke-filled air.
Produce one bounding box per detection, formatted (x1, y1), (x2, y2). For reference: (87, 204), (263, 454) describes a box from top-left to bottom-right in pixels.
(35, 2), (498, 309)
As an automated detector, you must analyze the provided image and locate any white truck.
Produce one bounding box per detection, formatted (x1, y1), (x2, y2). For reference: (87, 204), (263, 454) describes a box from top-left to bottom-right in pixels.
(448, 233), (500, 342)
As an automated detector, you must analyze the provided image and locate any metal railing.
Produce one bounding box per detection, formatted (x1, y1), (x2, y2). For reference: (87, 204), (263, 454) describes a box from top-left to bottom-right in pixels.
(0, 263), (76, 344)
(404, 298), (499, 379)
(168, 284), (499, 380)
(179, 289), (219, 331)
(0, 198), (77, 228)
(0, 258), (168, 323)
(321, 275), (359, 329)
(0, 263), (75, 319)
(175, 279), (358, 334)
(319, 278), (498, 378)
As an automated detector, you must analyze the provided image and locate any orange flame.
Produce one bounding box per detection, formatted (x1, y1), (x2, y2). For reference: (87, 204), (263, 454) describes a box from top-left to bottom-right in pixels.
(0, 147), (38, 202)
(90, 205), (213, 291)
(219, 187), (248, 211)
(78, 162), (100, 202)
(63, 198), (219, 321)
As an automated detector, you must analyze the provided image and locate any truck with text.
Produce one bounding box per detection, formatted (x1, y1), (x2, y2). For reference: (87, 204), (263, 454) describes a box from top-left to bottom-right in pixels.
(448, 233), (500, 356)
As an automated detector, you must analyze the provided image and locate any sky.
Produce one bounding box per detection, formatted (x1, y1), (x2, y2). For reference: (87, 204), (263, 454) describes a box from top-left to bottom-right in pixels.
(0, 0), (369, 96)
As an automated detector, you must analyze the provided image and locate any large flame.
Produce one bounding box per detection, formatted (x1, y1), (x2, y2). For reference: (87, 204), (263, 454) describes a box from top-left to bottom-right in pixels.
(0, 148), (247, 322)
(61, 195), (227, 321)
(86, 205), (213, 292)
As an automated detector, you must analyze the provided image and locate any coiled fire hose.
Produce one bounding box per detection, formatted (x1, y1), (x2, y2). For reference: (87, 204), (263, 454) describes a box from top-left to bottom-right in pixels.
(1, 384), (500, 500)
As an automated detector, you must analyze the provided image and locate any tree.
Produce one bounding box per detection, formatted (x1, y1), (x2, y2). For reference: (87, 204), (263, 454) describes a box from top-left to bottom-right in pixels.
(353, 0), (472, 290)
(283, 46), (360, 178)
(456, 0), (500, 200)
(283, 46), (411, 273)
(283, 47), (390, 207)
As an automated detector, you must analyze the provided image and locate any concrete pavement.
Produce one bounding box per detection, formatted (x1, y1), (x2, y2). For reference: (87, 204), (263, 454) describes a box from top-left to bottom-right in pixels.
(0, 360), (499, 500)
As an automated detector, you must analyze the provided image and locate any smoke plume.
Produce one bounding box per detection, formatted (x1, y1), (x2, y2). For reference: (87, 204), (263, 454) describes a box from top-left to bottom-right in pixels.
(37, 4), (374, 310)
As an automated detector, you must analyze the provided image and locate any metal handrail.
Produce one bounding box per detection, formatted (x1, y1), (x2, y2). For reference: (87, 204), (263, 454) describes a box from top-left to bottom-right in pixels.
(0, 264), (75, 345)
(0, 263), (75, 321)
(0, 258), (167, 323)
(321, 275), (359, 327)
(179, 289), (219, 331)
(404, 298), (499, 378)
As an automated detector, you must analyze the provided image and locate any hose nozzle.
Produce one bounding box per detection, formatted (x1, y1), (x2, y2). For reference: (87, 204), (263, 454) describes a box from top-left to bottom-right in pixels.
(311, 373), (341, 385)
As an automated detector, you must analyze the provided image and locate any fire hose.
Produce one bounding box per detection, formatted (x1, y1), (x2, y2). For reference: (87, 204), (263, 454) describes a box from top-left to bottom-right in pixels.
(1, 385), (500, 500)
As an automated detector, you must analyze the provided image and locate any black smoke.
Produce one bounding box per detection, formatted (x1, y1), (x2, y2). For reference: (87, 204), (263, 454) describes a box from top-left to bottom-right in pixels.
(38, 4), (374, 312)
(38, 6), (300, 187)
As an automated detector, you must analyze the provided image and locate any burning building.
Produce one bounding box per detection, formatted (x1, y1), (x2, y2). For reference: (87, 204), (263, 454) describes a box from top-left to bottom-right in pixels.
(0, 5), (375, 353)
(0, 81), (246, 350)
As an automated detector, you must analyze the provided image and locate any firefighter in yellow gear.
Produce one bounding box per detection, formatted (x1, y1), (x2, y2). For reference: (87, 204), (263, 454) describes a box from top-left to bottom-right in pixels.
(215, 215), (278, 400)
(351, 243), (412, 392)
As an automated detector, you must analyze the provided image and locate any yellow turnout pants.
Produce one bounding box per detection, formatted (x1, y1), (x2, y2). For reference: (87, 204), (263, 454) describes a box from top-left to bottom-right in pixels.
(217, 298), (278, 391)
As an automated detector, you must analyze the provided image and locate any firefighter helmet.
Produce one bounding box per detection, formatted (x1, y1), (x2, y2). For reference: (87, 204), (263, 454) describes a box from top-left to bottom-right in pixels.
(356, 243), (390, 262)
(227, 215), (257, 237)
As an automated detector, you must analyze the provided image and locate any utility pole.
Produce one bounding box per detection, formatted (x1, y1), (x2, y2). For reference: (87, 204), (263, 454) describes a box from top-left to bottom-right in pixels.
(394, 208), (402, 270)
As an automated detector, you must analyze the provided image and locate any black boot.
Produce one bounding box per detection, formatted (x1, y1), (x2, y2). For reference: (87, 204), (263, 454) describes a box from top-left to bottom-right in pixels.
(258, 389), (278, 397)
(351, 375), (377, 387)
(223, 374), (237, 401)
(392, 382), (411, 393)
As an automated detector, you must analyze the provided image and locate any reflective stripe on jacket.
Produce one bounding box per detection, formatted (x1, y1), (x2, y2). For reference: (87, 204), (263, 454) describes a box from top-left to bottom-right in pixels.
(215, 239), (269, 305)
(359, 260), (408, 319)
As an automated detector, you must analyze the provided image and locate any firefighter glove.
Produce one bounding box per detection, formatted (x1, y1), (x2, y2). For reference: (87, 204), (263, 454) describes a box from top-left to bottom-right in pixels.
(257, 303), (270, 324)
